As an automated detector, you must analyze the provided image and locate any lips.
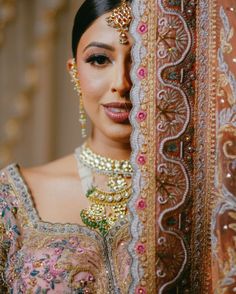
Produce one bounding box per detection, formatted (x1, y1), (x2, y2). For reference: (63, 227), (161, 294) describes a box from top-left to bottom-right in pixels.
(102, 102), (132, 123)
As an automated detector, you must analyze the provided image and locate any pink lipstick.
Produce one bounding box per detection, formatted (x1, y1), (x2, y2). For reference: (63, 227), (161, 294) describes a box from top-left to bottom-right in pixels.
(102, 102), (132, 123)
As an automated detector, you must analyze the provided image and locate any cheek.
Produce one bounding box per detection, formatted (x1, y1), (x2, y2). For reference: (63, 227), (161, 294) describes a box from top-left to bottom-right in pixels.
(78, 64), (110, 103)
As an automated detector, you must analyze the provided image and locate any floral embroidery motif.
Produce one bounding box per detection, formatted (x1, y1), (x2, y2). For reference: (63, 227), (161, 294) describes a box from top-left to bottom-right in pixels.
(137, 22), (148, 34)
(212, 6), (236, 294)
(135, 286), (147, 294)
(136, 199), (147, 210)
(137, 154), (146, 165)
(0, 165), (131, 293)
(137, 67), (147, 79)
(136, 110), (147, 122)
(129, 0), (196, 292)
(135, 243), (146, 255)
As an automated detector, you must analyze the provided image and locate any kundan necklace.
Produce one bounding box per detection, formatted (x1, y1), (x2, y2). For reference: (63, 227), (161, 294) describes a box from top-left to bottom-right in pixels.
(75, 144), (132, 236)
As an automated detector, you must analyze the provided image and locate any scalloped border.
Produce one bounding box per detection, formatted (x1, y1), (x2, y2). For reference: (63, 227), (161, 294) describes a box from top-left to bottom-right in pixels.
(191, 0), (217, 292)
(129, 0), (157, 293)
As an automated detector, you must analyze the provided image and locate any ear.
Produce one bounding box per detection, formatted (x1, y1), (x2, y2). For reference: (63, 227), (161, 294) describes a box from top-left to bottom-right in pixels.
(67, 58), (74, 71)
(67, 58), (79, 78)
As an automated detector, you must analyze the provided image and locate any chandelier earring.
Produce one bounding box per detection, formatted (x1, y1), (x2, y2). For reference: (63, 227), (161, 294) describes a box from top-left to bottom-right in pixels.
(69, 58), (87, 138)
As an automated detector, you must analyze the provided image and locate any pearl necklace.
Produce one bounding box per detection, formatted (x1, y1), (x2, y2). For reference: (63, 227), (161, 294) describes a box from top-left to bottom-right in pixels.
(78, 144), (132, 176)
(75, 144), (132, 236)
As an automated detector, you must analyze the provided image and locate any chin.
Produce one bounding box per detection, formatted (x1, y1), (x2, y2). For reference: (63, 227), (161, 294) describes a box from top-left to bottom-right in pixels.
(103, 124), (131, 143)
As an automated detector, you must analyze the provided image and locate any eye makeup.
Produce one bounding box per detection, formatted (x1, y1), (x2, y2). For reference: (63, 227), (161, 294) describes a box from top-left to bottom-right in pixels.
(85, 53), (112, 67)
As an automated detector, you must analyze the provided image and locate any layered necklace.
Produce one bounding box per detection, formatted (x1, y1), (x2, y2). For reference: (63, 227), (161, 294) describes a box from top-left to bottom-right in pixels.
(75, 144), (132, 236)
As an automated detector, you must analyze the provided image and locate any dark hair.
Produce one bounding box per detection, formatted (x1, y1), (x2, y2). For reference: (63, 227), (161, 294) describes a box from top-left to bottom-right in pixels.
(72, 0), (132, 58)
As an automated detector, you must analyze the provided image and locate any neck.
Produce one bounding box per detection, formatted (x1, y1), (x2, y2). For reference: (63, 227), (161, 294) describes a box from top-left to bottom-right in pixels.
(86, 130), (131, 161)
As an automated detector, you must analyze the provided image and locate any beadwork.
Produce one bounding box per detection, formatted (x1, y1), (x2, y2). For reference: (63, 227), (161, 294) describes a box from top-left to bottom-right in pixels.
(69, 58), (87, 138)
(78, 144), (133, 176)
(75, 145), (132, 236)
(106, 0), (132, 45)
(0, 164), (131, 293)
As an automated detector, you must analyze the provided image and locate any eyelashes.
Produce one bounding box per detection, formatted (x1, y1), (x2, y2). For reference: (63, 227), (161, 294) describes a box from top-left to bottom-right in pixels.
(85, 54), (111, 67)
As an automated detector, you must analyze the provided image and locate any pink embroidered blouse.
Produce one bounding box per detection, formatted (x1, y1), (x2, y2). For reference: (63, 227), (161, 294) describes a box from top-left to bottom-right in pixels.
(0, 164), (131, 293)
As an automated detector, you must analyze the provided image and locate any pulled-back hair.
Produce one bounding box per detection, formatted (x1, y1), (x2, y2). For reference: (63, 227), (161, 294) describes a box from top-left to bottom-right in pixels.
(72, 0), (132, 58)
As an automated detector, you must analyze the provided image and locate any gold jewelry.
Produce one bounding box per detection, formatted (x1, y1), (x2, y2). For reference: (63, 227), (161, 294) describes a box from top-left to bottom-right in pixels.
(79, 144), (132, 176)
(75, 145), (132, 236)
(106, 0), (132, 45)
(69, 58), (87, 138)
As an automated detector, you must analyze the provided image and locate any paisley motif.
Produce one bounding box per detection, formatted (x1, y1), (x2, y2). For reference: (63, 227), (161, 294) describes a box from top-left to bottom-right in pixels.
(129, 0), (198, 292)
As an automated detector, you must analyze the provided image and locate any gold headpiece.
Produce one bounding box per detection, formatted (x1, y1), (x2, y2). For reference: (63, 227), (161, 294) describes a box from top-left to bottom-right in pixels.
(106, 0), (132, 45)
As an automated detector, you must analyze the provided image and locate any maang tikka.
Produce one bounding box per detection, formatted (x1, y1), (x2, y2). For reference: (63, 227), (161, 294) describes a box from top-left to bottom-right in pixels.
(69, 58), (87, 138)
(106, 0), (132, 45)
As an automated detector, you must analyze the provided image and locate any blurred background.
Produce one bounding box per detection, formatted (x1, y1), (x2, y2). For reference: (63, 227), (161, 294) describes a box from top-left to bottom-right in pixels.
(0, 0), (84, 168)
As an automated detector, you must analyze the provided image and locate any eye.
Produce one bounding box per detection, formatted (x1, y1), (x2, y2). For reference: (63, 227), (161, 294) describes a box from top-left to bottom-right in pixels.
(85, 54), (111, 67)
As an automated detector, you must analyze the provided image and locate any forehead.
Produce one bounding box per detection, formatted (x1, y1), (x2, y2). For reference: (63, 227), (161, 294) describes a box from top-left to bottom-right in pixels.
(77, 12), (133, 51)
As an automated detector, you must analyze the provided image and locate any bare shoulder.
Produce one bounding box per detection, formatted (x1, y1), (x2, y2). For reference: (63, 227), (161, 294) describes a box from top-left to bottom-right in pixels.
(20, 153), (80, 203)
(19, 154), (87, 224)
(22, 154), (78, 180)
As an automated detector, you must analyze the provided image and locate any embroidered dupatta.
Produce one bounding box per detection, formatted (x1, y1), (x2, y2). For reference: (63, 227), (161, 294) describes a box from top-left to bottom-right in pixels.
(129, 0), (236, 292)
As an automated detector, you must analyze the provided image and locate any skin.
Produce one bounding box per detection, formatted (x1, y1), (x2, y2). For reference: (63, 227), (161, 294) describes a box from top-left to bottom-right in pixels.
(71, 11), (133, 159)
(21, 12), (133, 225)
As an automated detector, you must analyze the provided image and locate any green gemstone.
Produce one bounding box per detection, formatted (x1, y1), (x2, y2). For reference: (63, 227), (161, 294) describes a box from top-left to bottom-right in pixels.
(86, 186), (96, 197)
(167, 143), (177, 152)
(168, 0), (180, 5)
(168, 72), (178, 80)
(167, 217), (177, 226)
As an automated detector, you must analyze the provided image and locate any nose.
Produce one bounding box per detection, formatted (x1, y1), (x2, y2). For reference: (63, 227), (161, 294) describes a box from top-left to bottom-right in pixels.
(111, 60), (132, 98)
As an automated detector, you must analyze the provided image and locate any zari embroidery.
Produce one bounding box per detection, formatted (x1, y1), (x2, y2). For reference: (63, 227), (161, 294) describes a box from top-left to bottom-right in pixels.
(212, 4), (236, 293)
(129, 0), (218, 292)
(129, 0), (157, 292)
(0, 164), (131, 293)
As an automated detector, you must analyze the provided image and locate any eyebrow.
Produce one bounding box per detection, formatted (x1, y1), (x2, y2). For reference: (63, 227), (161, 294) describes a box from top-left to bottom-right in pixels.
(83, 42), (115, 53)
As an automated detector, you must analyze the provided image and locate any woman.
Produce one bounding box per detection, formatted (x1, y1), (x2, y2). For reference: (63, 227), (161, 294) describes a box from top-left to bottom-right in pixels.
(0, 0), (133, 292)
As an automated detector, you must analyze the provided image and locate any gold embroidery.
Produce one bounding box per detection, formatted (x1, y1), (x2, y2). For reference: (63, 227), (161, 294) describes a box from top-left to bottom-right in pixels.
(1, 165), (131, 292)
(220, 24), (234, 54)
(110, 223), (131, 293)
(217, 14), (235, 105)
(0, 222), (8, 291)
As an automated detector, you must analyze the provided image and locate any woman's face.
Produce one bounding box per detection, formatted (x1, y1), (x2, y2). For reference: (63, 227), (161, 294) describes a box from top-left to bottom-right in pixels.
(70, 12), (132, 144)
